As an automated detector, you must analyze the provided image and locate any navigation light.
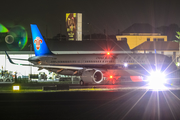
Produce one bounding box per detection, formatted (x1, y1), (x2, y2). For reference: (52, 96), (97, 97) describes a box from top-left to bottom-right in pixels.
(148, 71), (166, 89)
(124, 63), (128, 67)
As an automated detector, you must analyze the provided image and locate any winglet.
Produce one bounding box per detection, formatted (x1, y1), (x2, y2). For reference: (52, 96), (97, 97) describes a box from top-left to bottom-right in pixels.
(5, 51), (18, 65)
(5, 51), (34, 66)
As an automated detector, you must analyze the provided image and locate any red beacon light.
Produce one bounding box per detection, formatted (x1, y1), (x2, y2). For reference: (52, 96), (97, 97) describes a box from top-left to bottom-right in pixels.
(110, 75), (113, 79)
(107, 52), (110, 55)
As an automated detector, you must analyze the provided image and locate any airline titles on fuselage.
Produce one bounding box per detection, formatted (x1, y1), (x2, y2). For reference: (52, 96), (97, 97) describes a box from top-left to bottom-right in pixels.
(96, 56), (116, 59)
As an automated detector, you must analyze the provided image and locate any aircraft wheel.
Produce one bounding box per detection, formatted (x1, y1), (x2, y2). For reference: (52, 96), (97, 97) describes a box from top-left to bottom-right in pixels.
(80, 80), (84, 86)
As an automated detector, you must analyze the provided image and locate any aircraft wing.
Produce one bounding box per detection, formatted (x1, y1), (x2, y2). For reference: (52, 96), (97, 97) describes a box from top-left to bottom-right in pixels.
(34, 65), (83, 70)
(11, 58), (29, 61)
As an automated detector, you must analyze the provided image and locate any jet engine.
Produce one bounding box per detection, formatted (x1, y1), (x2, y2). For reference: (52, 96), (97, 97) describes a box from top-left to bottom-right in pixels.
(80, 70), (103, 85)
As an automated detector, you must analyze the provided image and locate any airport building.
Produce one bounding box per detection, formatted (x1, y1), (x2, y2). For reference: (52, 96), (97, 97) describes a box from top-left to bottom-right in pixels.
(66, 13), (82, 41)
(116, 23), (179, 63)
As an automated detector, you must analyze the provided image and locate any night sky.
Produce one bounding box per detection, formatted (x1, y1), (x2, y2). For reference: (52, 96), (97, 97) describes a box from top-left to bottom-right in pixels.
(1, 0), (180, 38)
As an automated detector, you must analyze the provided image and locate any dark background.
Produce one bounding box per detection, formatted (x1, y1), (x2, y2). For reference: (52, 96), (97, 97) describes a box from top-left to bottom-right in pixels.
(1, 0), (180, 38)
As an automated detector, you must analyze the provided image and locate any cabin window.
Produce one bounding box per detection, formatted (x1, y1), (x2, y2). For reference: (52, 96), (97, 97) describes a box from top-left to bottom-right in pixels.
(121, 37), (127, 41)
(153, 38), (157, 41)
(158, 38), (164, 41)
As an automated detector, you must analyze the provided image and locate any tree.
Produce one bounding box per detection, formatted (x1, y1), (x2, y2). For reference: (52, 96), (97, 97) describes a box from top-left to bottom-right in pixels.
(174, 31), (180, 42)
(174, 31), (180, 66)
(157, 24), (180, 41)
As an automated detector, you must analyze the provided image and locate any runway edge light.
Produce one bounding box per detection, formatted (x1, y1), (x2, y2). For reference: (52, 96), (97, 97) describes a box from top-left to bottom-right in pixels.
(13, 85), (20, 91)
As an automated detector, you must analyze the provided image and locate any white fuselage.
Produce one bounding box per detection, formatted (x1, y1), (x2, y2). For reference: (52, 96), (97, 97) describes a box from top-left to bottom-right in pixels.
(29, 53), (176, 77)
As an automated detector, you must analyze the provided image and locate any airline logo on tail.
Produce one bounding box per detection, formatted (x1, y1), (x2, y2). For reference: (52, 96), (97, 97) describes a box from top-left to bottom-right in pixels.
(34, 37), (42, 50)
(30, 24), (53, 56)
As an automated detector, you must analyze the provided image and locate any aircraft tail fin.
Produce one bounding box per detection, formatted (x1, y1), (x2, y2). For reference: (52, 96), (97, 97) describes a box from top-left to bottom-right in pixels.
(30, 24), (53, 56)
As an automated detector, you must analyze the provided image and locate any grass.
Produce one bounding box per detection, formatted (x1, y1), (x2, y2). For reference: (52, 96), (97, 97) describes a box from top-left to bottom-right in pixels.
(0, 78), (80, 93)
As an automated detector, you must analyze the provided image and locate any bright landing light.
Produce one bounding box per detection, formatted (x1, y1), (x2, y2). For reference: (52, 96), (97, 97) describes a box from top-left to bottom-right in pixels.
(148, 71), (167, 90)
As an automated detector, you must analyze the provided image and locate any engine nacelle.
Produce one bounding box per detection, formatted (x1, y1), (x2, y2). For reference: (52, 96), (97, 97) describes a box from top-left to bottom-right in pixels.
(81, 70), (103, 84)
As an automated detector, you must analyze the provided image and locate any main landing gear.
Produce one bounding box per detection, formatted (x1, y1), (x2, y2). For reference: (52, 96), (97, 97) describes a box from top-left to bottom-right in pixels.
(80, 80), (84, 86)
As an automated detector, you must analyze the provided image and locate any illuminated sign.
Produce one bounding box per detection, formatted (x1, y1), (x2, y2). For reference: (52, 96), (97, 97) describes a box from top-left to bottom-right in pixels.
(66, 13), (82, 41)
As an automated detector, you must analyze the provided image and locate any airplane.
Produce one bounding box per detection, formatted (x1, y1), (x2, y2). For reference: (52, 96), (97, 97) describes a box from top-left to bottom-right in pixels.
(5, 24), (178, 85)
